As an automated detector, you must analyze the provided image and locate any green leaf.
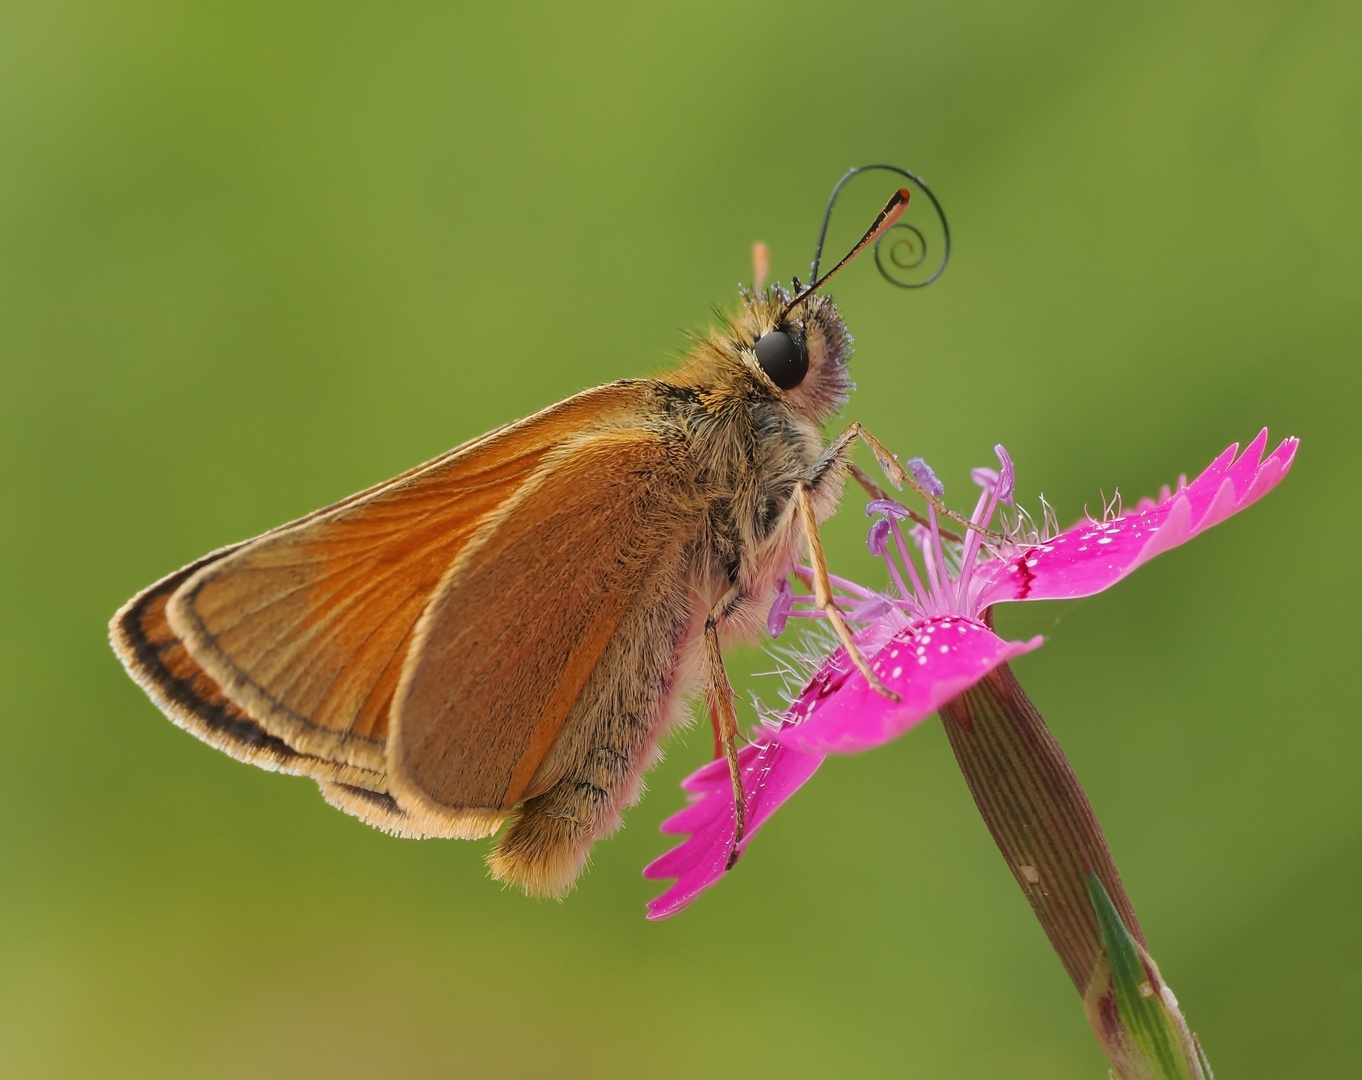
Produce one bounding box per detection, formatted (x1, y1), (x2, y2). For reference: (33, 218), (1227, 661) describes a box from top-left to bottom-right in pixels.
(1083, 875), (1208, 1080)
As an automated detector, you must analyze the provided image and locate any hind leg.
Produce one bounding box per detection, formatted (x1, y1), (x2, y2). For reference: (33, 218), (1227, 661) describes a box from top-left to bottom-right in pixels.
(700, 592), (747, 869)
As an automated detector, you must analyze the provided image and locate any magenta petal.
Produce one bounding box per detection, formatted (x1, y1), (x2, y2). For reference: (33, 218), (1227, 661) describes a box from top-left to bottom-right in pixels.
(976, 432), (1298, 607)
(643, 733), (824, 919)
(774, 616), (1044, 755)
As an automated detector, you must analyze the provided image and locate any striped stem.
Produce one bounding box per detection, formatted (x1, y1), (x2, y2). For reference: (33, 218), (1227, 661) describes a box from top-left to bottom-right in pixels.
(938, 662), (1209, 1078)
(938, 661), (1139, 989)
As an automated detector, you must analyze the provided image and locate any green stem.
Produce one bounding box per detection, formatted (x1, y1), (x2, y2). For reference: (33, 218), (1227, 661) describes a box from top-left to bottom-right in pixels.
(938, 661), (1140, 991)
(937, 662), (1210, 1079)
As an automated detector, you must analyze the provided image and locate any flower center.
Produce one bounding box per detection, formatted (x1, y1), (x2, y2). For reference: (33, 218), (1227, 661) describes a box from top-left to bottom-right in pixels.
(767, 445), (1024, 637)
(863, 444), (1016, 620)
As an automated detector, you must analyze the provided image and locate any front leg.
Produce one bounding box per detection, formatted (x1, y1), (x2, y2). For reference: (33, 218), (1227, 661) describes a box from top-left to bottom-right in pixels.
(793, 482), (900, 702)
(796, 423), (904, 701)
(819, 422), (1004, 542)
(847, 461), (964, 543)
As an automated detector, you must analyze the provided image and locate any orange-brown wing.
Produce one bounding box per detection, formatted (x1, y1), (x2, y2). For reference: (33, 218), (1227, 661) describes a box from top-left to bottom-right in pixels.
(112, 554), (481, 838)
(160, 381), (657, 775)
(386, 425), (699, 829)
(109, 435), (520, 836)
(111, 549), (385, 792)
(108, 406), (519, 769)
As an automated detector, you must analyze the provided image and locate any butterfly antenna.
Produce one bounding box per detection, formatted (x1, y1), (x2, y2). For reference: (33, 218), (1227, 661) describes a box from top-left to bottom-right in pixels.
(779, 189), (909, 321)
(783, 163), (952, 322)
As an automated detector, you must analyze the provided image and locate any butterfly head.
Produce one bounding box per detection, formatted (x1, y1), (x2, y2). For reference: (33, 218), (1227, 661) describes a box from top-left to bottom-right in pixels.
(676, 168), (950, 426)
(732, 286), (852, 424)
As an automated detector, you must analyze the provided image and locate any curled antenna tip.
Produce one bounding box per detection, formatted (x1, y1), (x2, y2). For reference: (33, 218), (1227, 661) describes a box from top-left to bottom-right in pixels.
(808, 164), (951, 291)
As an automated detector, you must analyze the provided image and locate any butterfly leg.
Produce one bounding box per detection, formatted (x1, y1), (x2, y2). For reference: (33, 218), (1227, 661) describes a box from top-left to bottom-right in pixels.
(847, 461), (966, 542)
(847, 459), (890, 501)
(703, 592), (747, 869)
(793, 482), (901, 703)
(851, 425), (1005, 542)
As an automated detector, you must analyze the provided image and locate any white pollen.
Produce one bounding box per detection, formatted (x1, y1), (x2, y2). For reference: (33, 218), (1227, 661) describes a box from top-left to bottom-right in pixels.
(940, 645), (950, 654)
(1097, 537), (1112, 545)
(891, 666), (902, 678)
(891, 650), (899, 658)
(918, 656), (928, 665)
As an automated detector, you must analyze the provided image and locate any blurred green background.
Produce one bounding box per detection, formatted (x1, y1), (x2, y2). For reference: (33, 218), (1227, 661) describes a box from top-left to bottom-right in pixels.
(2, 1), (1359, 1076)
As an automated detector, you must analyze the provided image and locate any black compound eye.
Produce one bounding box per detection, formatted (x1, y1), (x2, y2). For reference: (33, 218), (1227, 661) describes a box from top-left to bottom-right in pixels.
(754, 329), (809, 390)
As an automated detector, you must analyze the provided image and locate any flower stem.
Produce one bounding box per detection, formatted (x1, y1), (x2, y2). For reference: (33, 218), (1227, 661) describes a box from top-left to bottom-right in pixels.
(938, 661), (1139, 990)
(938, 663), (1210, 1078)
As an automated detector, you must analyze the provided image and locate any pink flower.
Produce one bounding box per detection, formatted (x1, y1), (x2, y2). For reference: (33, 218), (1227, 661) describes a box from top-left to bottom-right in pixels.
(644, 429), (1298, 918)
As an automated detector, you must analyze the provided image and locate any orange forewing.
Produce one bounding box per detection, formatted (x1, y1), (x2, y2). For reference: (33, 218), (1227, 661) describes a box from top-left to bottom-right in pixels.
(109, 412), (511, 753)
(161, 382), (652, 774)
(388, 426), (695, 824)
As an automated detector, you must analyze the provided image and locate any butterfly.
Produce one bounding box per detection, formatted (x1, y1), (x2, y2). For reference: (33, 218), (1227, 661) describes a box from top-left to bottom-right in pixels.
(111, 165), (954, 898)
